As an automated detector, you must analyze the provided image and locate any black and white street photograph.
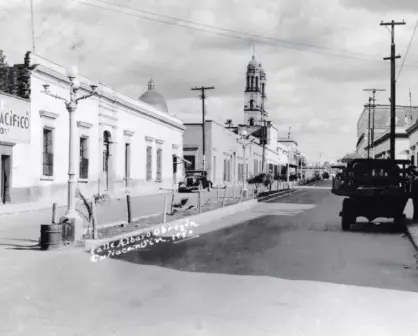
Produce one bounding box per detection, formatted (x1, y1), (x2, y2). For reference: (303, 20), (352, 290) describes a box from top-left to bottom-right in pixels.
(1, 0), (418, 335)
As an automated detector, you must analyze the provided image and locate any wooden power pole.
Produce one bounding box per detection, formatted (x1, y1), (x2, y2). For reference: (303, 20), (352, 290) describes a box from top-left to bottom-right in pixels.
(191, 86), (215, 170)
(381, 20), (405, 159)
(364, 97), (373, 159)
(363, 88), (386, 158)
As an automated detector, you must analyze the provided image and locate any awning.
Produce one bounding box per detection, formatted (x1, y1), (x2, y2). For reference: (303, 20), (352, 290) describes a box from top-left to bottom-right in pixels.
(174, 155), (192, 165)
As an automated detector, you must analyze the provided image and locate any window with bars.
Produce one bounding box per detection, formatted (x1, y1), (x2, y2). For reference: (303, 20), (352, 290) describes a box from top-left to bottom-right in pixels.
(213, 156), (216, 181)
(79, 137), (89, 179)
(156, 148), (162, 182)
(238, 163), (243, 182)
(146, 146), (152, 181)
(42, 128), (53, 176)
(125, 143), (131, 181)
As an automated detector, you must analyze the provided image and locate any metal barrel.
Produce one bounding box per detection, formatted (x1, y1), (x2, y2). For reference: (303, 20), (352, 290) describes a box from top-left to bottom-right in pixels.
(40, 224), (63, 250)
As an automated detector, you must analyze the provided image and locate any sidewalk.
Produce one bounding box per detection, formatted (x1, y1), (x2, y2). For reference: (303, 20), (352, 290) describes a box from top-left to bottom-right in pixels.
(403, 200), (418, 252)
(0, 186), (247, 245)
(0, 181), (295, 245)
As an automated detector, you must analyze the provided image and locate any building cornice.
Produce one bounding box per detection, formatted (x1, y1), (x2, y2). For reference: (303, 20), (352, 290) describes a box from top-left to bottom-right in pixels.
(39, 110), (60, 120)
(124, 129), (135, 137)
(0, 91), (30, 103)
(32, 63), (186, 132)
(366, 131), (408, 149)
(77, 121), (93, 129)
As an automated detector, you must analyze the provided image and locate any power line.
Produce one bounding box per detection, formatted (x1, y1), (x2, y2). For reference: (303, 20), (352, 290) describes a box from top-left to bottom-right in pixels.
(87, 0), (386, 60)
(69, 0), (418, 65)
(396, 19), (418, 82)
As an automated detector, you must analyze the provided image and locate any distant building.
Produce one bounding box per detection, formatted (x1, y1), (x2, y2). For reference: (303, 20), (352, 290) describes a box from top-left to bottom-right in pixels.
(182, 53), (306, 184)
(356, 104), (418, 159)
(0, 51), (187, 206)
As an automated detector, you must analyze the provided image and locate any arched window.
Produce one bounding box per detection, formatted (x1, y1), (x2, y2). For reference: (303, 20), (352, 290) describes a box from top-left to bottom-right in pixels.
(249, 117), (255, 126)
(249, 100), (254, 110)
(251, 77), (254, 90)
(255, 77), (259, 91)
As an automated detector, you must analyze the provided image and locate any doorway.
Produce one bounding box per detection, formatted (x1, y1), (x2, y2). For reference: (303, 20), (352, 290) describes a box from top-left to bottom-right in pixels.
(102, 131), (111, 191)
(1, 155), (11, 204)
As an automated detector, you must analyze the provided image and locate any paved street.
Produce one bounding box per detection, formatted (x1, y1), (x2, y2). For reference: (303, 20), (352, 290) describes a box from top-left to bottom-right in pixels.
(118, 180), (418, 292)
(2, 180), (418, 335)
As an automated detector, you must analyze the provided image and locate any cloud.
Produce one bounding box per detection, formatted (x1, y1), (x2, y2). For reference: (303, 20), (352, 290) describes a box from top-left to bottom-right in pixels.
(2, 0), (418, 161)
(340, 0), (418, 13)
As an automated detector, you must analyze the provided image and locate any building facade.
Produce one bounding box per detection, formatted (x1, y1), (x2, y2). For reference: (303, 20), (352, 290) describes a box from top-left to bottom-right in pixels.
(0, 51), (186, 206)
(356, 104), (418, 159)
(182, 53), (307, 185)
(183, 120), (290, 186)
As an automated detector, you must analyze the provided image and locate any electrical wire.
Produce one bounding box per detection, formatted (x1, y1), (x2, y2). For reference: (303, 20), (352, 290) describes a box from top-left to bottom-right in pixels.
(69, 0), (417, 65)
(396, 19), (418, 82)
(88, 0), (383, 60)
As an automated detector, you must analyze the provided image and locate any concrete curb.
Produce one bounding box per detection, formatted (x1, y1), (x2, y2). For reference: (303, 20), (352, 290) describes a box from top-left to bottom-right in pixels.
(82, 213), (160, 235)
(257, 187), (298, 202)
(404, 222), (418, 253)
(81, 198), (258, 250)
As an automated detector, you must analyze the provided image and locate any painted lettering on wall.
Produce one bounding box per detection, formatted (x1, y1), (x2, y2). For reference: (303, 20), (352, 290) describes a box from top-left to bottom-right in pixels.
(0, 94), (31, 144)
(0, 111), (30, 135)
(90, 219), (199, 262)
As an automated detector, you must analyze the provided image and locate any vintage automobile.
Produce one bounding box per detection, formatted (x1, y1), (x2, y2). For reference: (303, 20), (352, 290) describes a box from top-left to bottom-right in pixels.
(178, 170), (213, 192)
(331, 159), (412, 231)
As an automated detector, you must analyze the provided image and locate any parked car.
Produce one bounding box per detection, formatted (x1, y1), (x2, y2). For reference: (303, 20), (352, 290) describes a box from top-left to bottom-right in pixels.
(178, 170), (213, 192)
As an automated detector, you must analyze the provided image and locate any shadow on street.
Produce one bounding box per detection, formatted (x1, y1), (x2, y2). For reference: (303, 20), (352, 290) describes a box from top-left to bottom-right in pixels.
(87, 180), (418, 293)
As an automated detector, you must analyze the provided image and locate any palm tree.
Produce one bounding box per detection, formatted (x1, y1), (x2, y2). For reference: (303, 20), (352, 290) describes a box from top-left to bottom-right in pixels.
(225, 119), (233, 128)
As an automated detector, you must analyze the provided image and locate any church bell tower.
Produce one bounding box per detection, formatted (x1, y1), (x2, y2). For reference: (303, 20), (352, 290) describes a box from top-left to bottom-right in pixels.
(244, 52), (267, 126)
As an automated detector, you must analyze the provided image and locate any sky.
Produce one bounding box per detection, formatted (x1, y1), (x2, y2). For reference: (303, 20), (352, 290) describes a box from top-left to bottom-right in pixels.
(2, 0), (418, 164)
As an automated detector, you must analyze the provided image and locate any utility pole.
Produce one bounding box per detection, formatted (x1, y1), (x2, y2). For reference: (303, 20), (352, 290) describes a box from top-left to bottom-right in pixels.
(381, 19), (405, 159)
(191, 86), (215, 170)
(363, 88), (386, 158)
(261, 94), (267, 173)
(364, 97), (372, 159)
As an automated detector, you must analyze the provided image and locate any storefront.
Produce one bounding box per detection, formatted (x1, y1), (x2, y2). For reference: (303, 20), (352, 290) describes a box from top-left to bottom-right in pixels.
(0, 92), (31, 204)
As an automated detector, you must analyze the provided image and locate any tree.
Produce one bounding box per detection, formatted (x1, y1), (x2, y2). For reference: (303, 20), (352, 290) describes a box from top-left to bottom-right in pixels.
(225, 119), (233, 128)
(0, 50), (9, 93)
(17, 51), (31, 99)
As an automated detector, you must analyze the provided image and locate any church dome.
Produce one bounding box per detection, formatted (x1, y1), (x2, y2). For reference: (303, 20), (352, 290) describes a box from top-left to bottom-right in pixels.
(139, 79), (168, 113)
(247, 55), (260, 71)
(259, 64), (266, 79)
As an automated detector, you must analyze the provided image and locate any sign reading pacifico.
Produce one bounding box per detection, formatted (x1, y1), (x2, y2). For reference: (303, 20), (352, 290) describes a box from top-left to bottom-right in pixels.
(0, 93), (31, 144)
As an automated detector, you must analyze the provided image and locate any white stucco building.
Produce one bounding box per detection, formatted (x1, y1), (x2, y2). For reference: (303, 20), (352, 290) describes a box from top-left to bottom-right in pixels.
(0, 52), (186, 206)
